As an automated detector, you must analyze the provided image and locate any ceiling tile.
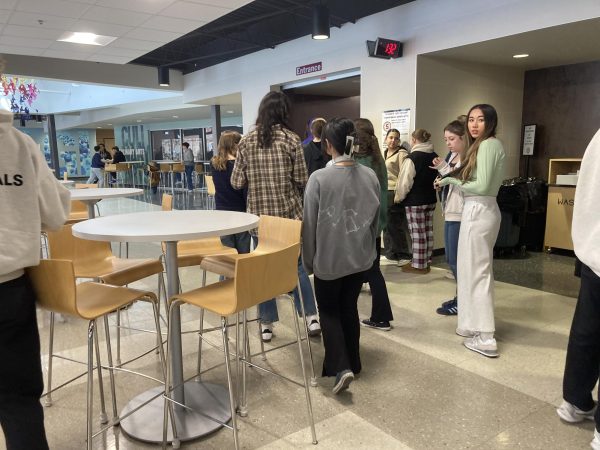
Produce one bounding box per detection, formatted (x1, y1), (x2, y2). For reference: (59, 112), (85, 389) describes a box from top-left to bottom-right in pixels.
(93, 0), (178, 15)
(87, 54), (132, 64)
(140, 15), (203, 33)
(94, 46), (142, 58)
(124, 27), (183, 43)
(2, 24), (64, 40)
(160, 1), (232, 22)
(0, 0), (18, 8)
(0, 35), (52, 49)
(81, 6), (151, 28)
(71, 20), (133, 36)
(42, 49), (95, 59)
(184, 0), (252, 7)
(109, 37), (161, 51)
(0, 45), (45, 58)
(16, 0), (92, 19)
(0, 10), (12, 24)
(47, 40), (97, 53)
(9, 11), (76, 30)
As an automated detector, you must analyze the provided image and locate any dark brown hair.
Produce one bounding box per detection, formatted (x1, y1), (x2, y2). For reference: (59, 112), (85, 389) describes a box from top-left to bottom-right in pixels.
(354, 118), (385, 173)
(255, 91), (292, 148)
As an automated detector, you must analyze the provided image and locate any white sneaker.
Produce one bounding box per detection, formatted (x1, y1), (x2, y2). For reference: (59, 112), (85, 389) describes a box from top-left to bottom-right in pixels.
(456, 328), (476, 338)
(556, 400), (596, 423)
(397, 259), (411, 267)
(307, 319), (321, 337)
(591, 429), (600, 450)
(445, 270), (455, 280)
(261, 323), (273, 342)
(463, 334), (498, 358)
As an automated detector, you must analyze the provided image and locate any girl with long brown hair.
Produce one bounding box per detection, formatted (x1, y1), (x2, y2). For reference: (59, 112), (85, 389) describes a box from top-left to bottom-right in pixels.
(436, 104), (506, 357)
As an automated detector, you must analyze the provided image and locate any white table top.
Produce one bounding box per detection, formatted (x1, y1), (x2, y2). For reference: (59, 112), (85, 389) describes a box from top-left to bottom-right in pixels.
(126, 160), (146, 164)
(70, 187), (143, 201)
(59, 180), (74, 185)
(72, 210), (259, 242)
(153, 160), (179, 164)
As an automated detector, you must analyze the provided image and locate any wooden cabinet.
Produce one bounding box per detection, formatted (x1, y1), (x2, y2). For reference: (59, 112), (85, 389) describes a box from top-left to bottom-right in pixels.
(544, 158), (581, 251)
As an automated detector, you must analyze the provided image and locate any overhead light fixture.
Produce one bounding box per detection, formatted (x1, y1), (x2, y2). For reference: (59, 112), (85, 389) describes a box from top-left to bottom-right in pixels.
(136, 119), (142, 123)
(57, 32), (117, 46)
(158, 66), (170, 86)
(513, 54), (529, 59)
(226, 110), (234, 114)
(312, 4), (330, 40)
(172, 115), (179, 119)
(107, 123), (112, 126)
(97, 126), (102, 129)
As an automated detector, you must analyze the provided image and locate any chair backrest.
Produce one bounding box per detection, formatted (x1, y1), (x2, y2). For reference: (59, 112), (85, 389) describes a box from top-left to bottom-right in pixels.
(171, 163), (184, 172)
(75, 183), (97, 189)
(256, 215), (302, 253)
(205, 175), (215, 196)
(71, 199), (88, 213)
(28, 259), (79, 316)
(159, 163), (172, 172)
(115, 162), (129, 172)
(195, 163), (204, 174)
(105, 163), (117, 173)
(46, 223), (113, 267)
(162, 193), (173, 211)
(233, 242), (301, 312)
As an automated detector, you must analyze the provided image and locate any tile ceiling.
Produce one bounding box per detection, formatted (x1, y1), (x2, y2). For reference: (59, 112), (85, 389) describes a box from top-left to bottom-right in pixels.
(0, 0), (253, 65)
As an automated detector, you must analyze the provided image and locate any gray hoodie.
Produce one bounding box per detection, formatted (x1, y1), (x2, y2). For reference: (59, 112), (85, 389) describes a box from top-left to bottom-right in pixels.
(0, 110), (70, 283)
(302, 158), (380, 280)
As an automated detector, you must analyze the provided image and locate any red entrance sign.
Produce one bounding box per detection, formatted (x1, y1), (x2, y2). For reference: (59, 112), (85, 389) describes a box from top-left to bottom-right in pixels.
(296, 62), (323, 76)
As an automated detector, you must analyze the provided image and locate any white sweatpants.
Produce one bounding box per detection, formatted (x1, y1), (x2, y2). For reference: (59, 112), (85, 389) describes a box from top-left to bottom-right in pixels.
(456, 196), (501, 333)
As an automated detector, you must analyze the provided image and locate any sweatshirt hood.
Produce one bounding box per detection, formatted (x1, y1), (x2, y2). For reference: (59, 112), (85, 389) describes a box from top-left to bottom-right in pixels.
(411, 142), (434, 153)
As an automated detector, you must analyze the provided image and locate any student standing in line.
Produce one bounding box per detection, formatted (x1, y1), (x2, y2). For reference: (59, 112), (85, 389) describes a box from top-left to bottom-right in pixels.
(231, 91), (320, 342)
(395, 128), (438, 274)
(182, 142), (195, 191)
(436, 104), (505, 358)
(303, 117), (329, 177)
(0, 78), (71, 449)
(432, 118), (467, 316)
(382, 128), (412, 266)
(557, 128), (600, 450)
(302, 117), (380, 394)
(212, 131), (250, 254)
(353, 118), (394, 331)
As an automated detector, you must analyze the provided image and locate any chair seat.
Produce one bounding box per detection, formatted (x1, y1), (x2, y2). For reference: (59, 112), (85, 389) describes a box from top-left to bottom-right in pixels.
(76, 282), (154, 320)
(76, 257), (163, 286)
(174, 238), (238, 268)
(199, 255), (236, 278)
(173, 279), (237, 316)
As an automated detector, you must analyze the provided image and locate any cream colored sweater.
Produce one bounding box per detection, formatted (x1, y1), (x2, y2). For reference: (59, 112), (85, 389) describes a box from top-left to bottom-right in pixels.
(0, 110), (70, 283)
(384, 147), (409, 191)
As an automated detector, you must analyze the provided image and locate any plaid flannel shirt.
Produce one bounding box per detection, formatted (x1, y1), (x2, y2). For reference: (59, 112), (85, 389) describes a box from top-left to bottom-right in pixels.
(231, 125), (308, 227)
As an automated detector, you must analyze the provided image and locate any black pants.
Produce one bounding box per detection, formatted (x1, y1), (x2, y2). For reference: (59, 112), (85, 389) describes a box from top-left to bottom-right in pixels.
(0, 275), (49, 450)
(383, 191), (412, 260)
(562, 263), (600, 432)
(365, 237), (393, 322)
(314, 272), (364, 377)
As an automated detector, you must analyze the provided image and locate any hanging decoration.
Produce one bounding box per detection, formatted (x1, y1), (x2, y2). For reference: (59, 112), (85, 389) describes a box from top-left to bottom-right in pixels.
(1, 75), (40, 115)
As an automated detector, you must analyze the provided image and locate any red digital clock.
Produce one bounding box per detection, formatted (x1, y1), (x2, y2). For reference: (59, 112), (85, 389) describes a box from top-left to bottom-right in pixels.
(366, 38), (403, 59)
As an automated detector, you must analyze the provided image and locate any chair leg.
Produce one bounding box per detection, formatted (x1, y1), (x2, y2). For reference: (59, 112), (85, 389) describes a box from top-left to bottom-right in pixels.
(103, 316), (119, 425)
(221, 316), (240, 449)
(194, 308), (205, 383)
(116, 308), (122, 367)
(239, 310), (248, 417)
(93, 327), (109, 425)
(45, 312), (55, 406)
(289, 299), (318, 444)
(87, 321), (95, 450)
(296, 285), (318, 387)
(163, 301), (180, 450)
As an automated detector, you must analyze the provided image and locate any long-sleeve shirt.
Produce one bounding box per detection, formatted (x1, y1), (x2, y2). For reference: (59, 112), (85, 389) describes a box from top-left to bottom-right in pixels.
(0, 110), (70, 283)
(213, 160), (247, 212)
(384, 146), (409, 190)
(572, 128), (600, 276)
(302, 157), (380, 280)
(438, 138), (505, 197)
(433, 152), (463, 222)
(354, 154), (388, 233)
(231, 125), (307, 222)
(91, 152), (105, 168)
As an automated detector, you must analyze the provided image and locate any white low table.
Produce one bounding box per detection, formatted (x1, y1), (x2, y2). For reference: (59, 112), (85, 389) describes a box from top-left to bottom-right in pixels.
(72, 210), (259, 444)
(70, 187), (143, 218)
(59, 180), (74, 188)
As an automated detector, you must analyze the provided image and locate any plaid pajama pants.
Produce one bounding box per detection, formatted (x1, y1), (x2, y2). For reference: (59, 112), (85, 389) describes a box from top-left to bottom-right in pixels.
(405, 204), (436, 269)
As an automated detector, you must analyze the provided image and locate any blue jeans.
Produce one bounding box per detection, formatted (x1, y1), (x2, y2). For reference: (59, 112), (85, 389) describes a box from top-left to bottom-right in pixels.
(445, 221), (460, 301)
(220, 232), (251, 255)
(252, 237), (317, 324)
(184, 165), (194, 190)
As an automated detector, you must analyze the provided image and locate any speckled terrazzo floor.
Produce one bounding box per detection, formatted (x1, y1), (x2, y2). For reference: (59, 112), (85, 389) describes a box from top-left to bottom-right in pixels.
(4, 194), (594, 450)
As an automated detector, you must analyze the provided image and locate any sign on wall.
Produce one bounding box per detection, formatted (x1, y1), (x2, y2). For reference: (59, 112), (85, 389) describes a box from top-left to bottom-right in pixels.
(381, 108), (411, 149)
(296, 62), (322, 76)
(522, 124), (536, 156)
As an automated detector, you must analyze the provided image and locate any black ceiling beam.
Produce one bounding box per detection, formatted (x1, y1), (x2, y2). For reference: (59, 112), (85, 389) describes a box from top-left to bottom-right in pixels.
(162, 45), (263, 67)
(280, 0), (356, 24)
(260, 0), (344, 28)
(193, 30), (275, 50)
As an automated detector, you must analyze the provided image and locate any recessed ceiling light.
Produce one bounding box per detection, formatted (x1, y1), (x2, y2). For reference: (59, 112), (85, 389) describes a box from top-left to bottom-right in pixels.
(97, 126), (102, 129)
(136, 119), (142, 123)
(226, 110), (234, 114)
(57, 32), (117, 46)
(107, 123), (112, 126)
(172, 115), (179, 119)
(71, 83), (80, 87)
(513, 54), (529, 59)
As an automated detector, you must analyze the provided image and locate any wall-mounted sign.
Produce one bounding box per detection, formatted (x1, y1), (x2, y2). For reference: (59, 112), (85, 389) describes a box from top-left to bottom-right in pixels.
(296, 62), (322, 76)
(523, 124), (536, 156)
(382, 108), (411, 149)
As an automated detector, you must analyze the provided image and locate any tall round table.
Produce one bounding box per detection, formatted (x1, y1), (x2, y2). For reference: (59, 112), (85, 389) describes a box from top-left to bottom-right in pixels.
(70, 188), (143, 218)
(72, 210), (259, 444)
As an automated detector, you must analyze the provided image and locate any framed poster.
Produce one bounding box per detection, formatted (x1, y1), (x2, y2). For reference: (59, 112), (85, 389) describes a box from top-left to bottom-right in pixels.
(523, 124), (536, 156)
(382, 108), (410, 149)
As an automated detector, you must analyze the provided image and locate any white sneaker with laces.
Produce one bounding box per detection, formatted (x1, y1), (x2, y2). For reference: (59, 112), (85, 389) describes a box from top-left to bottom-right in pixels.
(463, 334), (498, 358)
(591, 429), (600, 450)
(556, 400), (596, 423)
(261, 323), (273, 342)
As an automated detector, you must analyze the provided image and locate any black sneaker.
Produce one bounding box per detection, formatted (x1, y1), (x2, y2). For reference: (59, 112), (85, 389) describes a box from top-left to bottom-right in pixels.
(360, 319), (391, 331)
(436, 299), (458, 316)
(332, 369), (354, 394)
